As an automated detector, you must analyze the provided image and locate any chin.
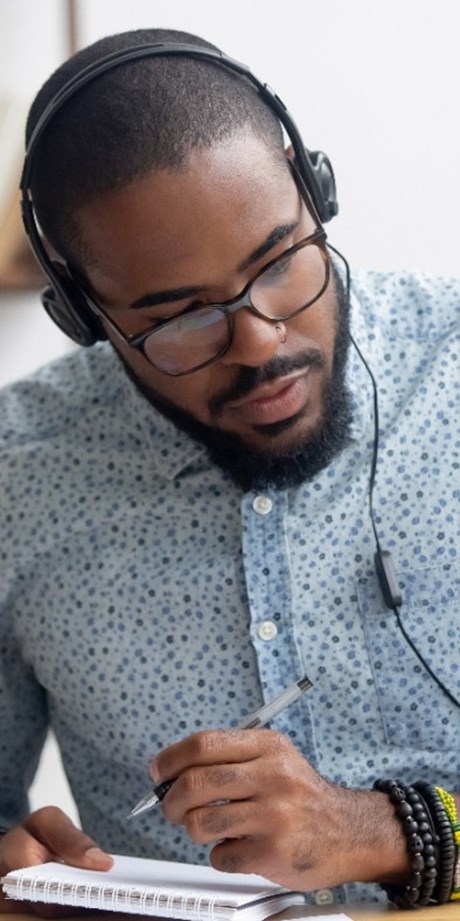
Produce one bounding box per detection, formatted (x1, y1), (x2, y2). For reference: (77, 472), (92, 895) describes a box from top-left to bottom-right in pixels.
(147, 380), (351, 492)
(209, 417), (352, 491)
(241, 404), (321, 446)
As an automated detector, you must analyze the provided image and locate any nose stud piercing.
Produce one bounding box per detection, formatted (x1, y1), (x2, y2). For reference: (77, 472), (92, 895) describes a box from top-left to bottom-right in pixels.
(275, 322), (287, 343)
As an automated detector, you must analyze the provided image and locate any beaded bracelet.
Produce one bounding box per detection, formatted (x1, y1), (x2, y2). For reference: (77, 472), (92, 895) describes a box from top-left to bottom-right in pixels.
(435, 787), (460, 902)
(413, 781), (455, 904)
(373, 778), (437, 908)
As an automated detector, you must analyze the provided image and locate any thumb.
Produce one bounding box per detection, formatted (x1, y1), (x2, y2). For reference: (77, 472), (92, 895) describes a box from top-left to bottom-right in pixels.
(79, 845), (114, 870)
(25, 807), (113, 870)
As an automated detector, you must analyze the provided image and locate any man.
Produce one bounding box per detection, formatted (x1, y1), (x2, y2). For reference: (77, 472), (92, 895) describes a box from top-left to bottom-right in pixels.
(0, 26), (459, 911)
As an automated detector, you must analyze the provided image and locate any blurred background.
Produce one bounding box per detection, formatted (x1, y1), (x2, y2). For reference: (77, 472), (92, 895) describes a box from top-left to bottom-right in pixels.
(1, 0), (459, 825)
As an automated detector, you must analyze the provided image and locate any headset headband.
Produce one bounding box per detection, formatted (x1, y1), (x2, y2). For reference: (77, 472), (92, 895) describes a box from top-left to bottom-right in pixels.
(20, 41), (338, 347)
(21, 42), (337, 222)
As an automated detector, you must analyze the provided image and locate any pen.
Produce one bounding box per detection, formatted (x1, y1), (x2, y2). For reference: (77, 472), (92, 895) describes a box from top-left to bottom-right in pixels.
(128, 674), (313, 819)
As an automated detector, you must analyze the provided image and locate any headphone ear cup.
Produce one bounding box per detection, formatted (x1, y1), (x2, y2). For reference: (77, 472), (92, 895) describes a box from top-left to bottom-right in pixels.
(308, 149), (338, 223)
(41, 278), (107, 346)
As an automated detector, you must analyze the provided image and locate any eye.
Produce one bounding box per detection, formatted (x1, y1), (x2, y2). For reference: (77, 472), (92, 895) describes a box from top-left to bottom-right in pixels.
(140, 298), (207, 330)
(177, 298), (207, 316)
(260, 252), (294, 284)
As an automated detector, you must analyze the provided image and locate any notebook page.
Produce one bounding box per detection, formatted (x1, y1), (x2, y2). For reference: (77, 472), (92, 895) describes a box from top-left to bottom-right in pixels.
(2, 854), (297, 915)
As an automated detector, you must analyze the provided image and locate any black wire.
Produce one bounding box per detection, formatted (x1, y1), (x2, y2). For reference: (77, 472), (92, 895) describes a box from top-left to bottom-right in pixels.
(328, 243), (460, 711)
(327, 243), (381, 549)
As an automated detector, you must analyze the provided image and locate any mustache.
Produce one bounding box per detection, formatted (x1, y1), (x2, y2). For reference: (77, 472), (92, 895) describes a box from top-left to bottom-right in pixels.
(209, 348), (324, 419)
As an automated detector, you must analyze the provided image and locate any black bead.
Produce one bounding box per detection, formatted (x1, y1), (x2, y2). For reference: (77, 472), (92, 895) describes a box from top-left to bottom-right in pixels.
(408, 834), (423, 852)
(412, 854), (425, 871)
(397, 801), (413, 818)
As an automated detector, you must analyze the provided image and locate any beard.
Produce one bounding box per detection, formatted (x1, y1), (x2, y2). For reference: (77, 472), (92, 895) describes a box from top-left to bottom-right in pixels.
(116, 263), (353, 491)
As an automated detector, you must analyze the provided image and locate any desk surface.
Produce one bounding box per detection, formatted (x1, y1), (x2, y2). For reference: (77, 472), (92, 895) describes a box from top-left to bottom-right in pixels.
(290, 905), (458, 920)
(2, 904), (459, 921)
(307, 904), (459, 920)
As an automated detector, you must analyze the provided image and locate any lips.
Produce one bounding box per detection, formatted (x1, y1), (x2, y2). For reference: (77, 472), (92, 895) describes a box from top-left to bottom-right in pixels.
(226, 369), (312, 426)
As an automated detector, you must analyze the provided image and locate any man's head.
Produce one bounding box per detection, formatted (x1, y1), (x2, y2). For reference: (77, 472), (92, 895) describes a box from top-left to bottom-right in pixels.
(25, 28), (352, 491)
(26, 28), (286, 268)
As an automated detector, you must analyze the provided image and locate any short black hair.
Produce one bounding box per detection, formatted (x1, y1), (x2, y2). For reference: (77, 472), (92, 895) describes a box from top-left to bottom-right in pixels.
(26, 27), (285, 265)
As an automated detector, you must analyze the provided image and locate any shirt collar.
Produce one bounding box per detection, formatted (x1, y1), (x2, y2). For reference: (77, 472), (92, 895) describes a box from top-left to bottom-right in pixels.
(116, 357), (207, 480)
(346, 283), (375, 441)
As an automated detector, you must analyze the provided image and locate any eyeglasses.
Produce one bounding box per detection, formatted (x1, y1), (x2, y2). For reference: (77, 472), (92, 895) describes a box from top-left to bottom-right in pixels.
(88, 226), (330, 377)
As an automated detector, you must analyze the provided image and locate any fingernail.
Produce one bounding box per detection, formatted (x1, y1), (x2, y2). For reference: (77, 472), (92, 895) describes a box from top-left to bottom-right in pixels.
(85, 847), (113, 867)
(149, 759), (160, 782)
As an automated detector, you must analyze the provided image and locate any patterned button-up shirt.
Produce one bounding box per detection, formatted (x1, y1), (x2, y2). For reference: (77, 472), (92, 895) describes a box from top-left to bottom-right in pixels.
(0, 270), (458, 904)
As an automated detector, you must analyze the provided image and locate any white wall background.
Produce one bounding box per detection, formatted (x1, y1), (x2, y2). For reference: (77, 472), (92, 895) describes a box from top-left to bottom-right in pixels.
(0, 0), (459, 829)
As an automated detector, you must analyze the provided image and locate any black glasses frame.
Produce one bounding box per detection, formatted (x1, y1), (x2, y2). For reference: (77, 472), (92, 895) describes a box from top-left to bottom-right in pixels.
(85, 226), (330, 376)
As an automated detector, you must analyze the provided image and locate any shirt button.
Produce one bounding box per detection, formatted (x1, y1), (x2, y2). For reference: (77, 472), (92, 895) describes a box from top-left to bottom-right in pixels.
(257, 620), (278, 641)
(252, 495), (273, 516)
(314, 889), (334, 905)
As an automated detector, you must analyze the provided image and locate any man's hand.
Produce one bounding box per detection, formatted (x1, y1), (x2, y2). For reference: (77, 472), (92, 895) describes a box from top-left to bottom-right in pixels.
(0, 806), (113, 916)
(150, 729), (410, 892)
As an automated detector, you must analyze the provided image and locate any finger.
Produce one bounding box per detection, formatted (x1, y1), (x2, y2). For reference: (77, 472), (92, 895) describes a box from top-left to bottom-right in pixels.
(24, 808), (113, 870)
(150, 728), (276, 783)
(160, 732), (309, 822)
(178, 792), (298, 847)
(1, 835), (91, 919)
(183, 801), (255, 846)
(162, 762), (258, 823)
(210, 836), (267, 877)
(0, 823), (106, 918)
(0, 825), (53, 872)
(210, 833), (296, 882)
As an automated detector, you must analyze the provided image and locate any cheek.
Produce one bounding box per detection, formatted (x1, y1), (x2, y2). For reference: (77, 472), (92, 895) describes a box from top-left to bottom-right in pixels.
(157, 373), (214, 422)
(289, 295), (337, 364)
(115, 340), (216, 423)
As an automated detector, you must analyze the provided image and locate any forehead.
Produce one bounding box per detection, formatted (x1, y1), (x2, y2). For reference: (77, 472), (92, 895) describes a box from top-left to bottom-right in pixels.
(75, 132), (297, 302)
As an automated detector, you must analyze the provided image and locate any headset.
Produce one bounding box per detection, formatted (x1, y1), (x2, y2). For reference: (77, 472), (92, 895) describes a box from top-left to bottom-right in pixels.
(20, 42), (338, 349)
(20, 42), (459, 712)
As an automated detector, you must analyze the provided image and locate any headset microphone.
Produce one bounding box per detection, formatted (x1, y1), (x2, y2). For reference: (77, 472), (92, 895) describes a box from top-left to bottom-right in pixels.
(374, 550), (402, 609)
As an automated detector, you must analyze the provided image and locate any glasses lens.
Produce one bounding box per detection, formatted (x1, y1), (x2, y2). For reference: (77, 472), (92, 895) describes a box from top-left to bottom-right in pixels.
(142, 241), (328, 375)
(143, 307), (229, 375)
(251, 242), (327, 319)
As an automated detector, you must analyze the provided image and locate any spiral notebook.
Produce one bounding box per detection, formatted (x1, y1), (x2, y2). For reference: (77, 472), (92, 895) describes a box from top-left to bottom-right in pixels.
(1, 853), (306, 919)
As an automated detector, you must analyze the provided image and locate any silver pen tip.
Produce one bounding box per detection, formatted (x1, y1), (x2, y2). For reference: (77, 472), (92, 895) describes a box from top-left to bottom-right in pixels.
(128, 793), (160, 819)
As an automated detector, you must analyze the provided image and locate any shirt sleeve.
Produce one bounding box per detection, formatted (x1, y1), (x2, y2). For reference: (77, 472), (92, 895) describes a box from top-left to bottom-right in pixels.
(0, 593), (49, 827)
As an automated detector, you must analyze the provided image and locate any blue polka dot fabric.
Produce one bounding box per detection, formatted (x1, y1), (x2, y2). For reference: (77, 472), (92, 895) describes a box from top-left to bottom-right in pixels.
(0, 270), (458, 905)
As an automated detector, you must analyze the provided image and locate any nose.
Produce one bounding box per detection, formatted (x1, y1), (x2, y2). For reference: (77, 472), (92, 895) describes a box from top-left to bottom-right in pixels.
(220, 304), (286, 368)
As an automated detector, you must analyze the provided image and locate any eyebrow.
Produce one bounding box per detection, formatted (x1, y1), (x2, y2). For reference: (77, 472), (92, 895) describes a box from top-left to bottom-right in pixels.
(130, 221), (299, 310)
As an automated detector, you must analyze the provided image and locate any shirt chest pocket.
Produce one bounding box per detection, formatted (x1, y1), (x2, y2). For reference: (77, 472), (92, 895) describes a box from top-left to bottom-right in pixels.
(357, 562), (460, 752)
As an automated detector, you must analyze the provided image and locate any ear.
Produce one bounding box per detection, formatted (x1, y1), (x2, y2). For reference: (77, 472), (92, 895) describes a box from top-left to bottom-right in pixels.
(285, 144), (295, 163)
